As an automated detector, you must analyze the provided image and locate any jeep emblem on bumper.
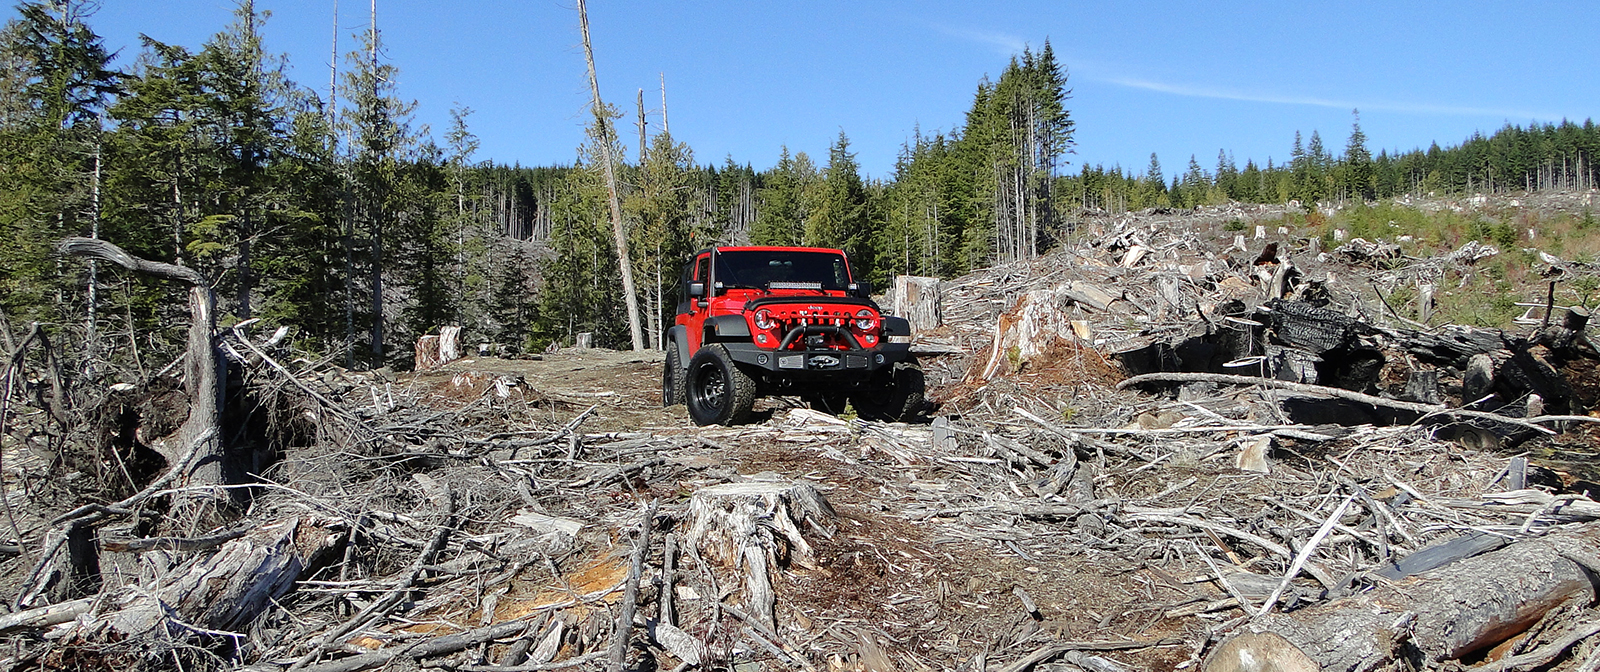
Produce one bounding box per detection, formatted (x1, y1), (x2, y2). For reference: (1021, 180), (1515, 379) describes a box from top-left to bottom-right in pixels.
(809, 355), (841, 368)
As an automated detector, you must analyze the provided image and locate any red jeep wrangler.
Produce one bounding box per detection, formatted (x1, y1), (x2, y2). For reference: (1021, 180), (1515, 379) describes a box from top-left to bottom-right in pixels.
(664, 246), (923, 426)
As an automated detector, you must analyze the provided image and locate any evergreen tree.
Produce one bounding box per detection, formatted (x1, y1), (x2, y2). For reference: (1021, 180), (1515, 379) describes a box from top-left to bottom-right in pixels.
(750, 145), (808, 246)
(1342, 110), (1375, 201)
(1136, 152), (1168, 207)
(0, 0), (117, 322)
(625, 130), (695, 348)
(803, 131), (869, 260)
(340, 21), (416, 365)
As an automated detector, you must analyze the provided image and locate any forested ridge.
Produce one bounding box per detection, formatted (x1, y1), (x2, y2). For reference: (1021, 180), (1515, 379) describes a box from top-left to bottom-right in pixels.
(5, 1), (1599, 370)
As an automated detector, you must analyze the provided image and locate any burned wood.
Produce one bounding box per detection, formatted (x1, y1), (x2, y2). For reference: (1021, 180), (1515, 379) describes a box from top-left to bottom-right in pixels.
(1117, 371), (1600, 434)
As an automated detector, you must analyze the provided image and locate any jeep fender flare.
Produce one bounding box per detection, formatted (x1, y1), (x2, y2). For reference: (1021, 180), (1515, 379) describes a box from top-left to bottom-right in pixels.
(667, 325), (690, 371)
(704, 314), (750, 341)
(881, 316), (911, 338)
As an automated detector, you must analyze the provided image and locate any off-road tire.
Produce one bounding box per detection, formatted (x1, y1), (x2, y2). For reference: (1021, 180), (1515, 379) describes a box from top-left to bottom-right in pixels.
(663, 345), (686, 406)
(686, 345), (757, 426)
(851, 359), (925, 423)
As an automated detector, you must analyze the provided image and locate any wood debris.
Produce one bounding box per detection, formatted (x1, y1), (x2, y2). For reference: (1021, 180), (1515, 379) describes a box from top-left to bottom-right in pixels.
(5, 195), (1600, 671)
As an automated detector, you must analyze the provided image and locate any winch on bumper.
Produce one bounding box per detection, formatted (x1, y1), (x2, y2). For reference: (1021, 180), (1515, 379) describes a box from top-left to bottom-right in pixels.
(720, 336), (913, 378)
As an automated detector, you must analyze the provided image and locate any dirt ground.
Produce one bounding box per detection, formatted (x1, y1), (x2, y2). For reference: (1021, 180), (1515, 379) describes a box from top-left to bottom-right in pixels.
(400, 350), (1222, 670)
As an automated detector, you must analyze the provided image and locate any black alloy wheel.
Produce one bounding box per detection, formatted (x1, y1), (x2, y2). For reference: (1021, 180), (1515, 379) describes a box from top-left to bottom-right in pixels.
(685, 345), (757, 426)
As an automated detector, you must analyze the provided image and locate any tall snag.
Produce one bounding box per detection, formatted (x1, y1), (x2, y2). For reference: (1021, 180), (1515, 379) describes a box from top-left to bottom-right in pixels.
(576, 0), (645, 352)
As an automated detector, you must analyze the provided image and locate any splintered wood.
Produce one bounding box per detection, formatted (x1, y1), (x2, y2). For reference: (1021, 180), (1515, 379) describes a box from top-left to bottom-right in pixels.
(8, 194), (1600, 672)
(685, 481), (836, 629)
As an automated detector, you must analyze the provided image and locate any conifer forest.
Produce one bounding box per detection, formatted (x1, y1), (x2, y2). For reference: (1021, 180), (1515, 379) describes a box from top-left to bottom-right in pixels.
(4, 0), (1599, 370)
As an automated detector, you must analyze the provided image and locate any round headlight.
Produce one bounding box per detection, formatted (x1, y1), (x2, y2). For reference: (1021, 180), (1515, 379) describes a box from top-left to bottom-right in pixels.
(853, 308), (877, 331)
(753, 309), (775, 330)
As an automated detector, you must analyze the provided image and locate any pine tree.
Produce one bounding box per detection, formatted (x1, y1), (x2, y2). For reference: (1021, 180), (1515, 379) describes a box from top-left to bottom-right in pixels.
(0, 0), (118, 322)
(750, 145), (806, 246)
(803, 131), (869, 260)
(625, 130), (695, 348)
(340, 19), (416, 365)
(1136, 153), (1168, 208)
(1342, 109), (1374, 201)
(194, 0), (290, 321)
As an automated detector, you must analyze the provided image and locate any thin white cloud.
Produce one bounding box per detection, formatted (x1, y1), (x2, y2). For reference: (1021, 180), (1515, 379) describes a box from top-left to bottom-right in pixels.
(931, 25), (1028, 58)
(1103, 75), (1562, 121)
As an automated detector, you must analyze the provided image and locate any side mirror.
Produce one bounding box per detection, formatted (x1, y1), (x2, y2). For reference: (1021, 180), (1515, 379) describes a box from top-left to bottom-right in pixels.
(688, 282), (704, 297)
(850, 280), (873, 298)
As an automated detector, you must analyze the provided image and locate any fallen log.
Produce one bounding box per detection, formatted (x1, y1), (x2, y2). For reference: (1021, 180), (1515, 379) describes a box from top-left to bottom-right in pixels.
(1203, 525), (1600, 672)
(54, 518), (313, 654)
(0, 597), (92, 634)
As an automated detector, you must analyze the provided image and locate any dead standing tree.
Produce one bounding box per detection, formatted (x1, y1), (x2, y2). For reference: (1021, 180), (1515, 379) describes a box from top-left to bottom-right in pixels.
(56, 238), (230, 495)
(577, 0), (645, 352)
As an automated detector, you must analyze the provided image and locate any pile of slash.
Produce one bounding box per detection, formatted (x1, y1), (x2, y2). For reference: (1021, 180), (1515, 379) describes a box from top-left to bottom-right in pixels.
(3, 192), (1600, 672)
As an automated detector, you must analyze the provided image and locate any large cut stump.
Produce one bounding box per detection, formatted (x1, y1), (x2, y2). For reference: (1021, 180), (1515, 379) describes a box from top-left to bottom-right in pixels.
(980, 284), (1112, 378)
(892, 275), (943, 335)
(1204, 525), (1600, 672)
(684, 481), (836, 628)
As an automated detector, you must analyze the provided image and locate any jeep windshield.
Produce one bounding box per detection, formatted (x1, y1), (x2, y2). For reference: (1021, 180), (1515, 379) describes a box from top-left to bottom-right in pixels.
(714, 250), (851, 291)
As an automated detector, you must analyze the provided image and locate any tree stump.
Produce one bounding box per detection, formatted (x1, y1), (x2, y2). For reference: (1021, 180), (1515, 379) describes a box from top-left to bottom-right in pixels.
(892, 275), (943, 335)
(979, 284), (1116, 378)
(684, 481), (836, 628)
(439, 325), (462, 363)
(415, 335), (443, 370)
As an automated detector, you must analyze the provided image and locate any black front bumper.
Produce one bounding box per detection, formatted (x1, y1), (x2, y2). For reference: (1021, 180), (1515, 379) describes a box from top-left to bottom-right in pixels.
(721, 340), (913, 379)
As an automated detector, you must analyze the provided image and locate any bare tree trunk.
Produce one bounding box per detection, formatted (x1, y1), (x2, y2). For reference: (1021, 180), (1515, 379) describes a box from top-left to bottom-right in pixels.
(85, 148), (100, 380)
(636, 88), (647, 164)
(57, 238), (226, 494)
(577, 0), (645, 352)
(367, 0), (385, 364)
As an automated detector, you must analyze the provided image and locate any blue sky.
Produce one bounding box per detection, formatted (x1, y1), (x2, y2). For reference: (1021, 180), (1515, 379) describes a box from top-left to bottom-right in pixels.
(79, 0), (1600, 180)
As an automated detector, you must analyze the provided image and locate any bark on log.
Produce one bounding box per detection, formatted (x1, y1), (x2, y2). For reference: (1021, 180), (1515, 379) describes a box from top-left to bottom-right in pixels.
(415, 335), (442, 370)
(892, 275), (943, 334)
(1203, 526), (1600, 672)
